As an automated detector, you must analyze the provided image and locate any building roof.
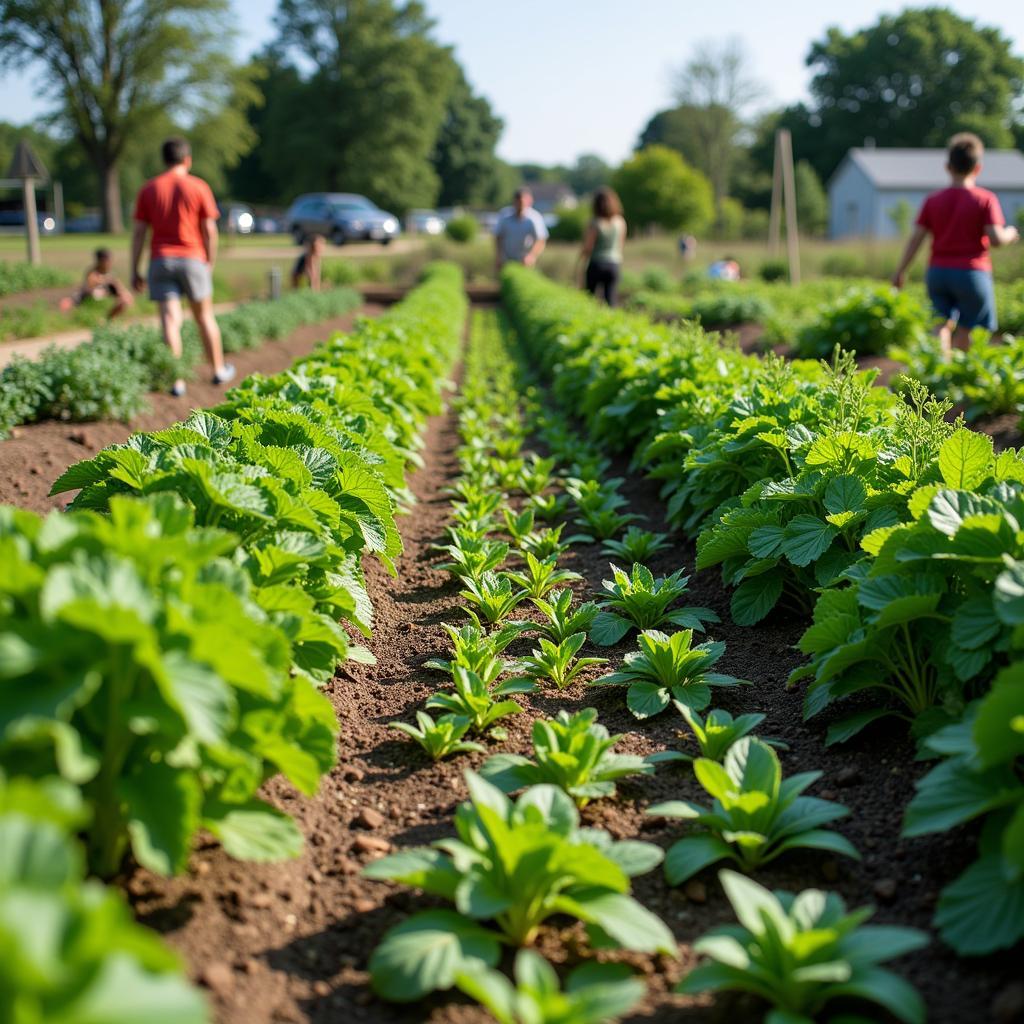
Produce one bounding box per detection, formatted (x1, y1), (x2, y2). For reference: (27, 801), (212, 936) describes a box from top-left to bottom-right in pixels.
(838, 148), (1024, 190)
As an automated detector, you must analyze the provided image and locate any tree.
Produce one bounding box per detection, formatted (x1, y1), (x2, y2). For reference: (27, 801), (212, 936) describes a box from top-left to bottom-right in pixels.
(795, 161), (828, 236)
(669, 38), (759, 220)
(566, 154), (612, 196)
(0, 0), (254, 232)
(612, 146), (713, 234)
(431, 67), (505, 207)
(266, 0), (458, 213)
(781, 8), (1024, 182)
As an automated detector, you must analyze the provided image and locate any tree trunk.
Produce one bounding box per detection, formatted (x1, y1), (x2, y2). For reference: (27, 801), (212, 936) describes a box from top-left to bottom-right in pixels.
(99, 158), (124, 234)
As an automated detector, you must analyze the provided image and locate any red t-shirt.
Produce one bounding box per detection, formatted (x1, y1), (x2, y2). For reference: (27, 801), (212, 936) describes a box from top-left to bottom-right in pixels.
(133, 170), (219, 261)
(915, 186), (1004, 271)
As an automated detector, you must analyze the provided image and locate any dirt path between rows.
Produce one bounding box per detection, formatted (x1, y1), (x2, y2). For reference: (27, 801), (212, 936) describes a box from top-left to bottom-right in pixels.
(0, 306), (381, 514)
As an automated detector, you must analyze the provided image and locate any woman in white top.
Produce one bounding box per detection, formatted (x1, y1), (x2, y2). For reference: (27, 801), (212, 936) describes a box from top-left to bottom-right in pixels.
(578, 186), (627, 306)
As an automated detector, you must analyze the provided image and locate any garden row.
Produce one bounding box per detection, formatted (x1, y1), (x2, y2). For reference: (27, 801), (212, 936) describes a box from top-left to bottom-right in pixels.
(355, 308), (929, 1024)
(0, 285), (362, 439)
(0, 264), (467, 1020)
(501, 265), (1024, 958)
(0, 260), (71, 297)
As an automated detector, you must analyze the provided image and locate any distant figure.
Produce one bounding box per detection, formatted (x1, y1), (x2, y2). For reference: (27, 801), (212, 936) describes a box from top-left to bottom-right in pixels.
(495, 187), (548, 272)
(892, 132), (1019, 357)
(60, 247), (133, 320)
(130, 136), (234, 397)
(292, 234), (324, 291)
(578, 186), (626, 306)
(708, 257), (741, 281)
(678, 234), (697, 262)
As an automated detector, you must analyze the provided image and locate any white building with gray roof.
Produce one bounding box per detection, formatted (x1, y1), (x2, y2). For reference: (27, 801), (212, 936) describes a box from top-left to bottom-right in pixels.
(828, 147), (1024, 239)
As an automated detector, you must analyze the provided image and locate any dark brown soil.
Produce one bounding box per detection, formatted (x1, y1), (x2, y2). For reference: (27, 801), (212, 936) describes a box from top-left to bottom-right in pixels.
(0, 308), (380, 513)
(2, 308), (1018, 1024)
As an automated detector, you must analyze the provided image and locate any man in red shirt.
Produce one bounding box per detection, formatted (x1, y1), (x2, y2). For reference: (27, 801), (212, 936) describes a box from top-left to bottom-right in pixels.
(893, 132), (1019, 358)
(131, 137), (234, 396)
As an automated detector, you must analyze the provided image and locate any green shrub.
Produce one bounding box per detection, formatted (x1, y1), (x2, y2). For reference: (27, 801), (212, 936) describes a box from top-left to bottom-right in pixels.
(758, 259), (787, 283)
(445, 214), (479, 243)
(321, 260), (360, 286)
(0, 261), (71, 297)
(641, 266), (674, 293)
(547, 205), (588, 243)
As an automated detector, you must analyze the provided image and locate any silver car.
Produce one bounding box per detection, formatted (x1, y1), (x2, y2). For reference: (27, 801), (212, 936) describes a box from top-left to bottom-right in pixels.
(285, 192), (400, 246)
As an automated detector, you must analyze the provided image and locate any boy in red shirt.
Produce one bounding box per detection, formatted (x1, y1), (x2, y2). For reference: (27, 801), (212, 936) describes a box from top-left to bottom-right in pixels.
(130, 137), (234, 396)
(893, 133), (1019, 358)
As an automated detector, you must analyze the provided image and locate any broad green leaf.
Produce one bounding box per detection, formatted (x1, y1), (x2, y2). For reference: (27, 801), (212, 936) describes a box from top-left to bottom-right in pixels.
(122, 762), (202, 876)
(781, 516), (837, 568)
(205, 803), (303, 861)
(938, 430), (992, 490)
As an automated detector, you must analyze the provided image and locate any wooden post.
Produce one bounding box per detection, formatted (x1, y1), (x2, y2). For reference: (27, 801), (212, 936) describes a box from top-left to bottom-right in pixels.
(53, 180), (65, 234)
(778, 129), (801, 284)
(768, 132), (783, 257)
(22, 177), (40, 265)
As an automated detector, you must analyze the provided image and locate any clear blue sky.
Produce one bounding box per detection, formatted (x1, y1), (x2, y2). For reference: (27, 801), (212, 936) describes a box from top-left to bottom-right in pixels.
(2, 1), (1023, 165)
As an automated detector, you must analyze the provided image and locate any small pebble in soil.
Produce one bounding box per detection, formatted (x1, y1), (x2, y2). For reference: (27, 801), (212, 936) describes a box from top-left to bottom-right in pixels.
(333, 855), (361, 875)
(836, 766), (861, 787)
(251, 892), (273, 909)
(352, 898), (376, 914)
(818, 789), (837, 800)
(312, 981), (332, 998)
(683, 880), (707, 903)
(344, 767), (366, 782)
(355, 807), (385, 829)
(200, 961), (235, 996)
(993, 982), (1024, 1023)
(352, 835), (391, 855)
(873, 878), (897, 901)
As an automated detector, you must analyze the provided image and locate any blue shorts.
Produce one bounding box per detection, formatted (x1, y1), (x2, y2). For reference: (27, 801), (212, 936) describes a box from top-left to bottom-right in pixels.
(925, 267), (997, 331)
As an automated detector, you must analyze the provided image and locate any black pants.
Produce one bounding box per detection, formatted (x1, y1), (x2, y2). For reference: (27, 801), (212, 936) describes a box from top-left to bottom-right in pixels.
(585, 260), (620, 306)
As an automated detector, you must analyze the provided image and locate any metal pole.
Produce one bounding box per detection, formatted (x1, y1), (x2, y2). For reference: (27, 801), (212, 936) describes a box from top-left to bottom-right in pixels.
(53, 180), (65, 233)
(779, 129), (801, 285)
(268, 266), (281, 301)
(22, 177), (40, 265)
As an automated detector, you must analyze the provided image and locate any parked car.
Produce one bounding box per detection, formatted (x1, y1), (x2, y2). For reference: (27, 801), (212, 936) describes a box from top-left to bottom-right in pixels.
(220, 202), (255, 235)
(284, 193), (400, 246)
(0, 209), (59, 234)
(406, 209), (445, 235)
(64, 212), (103, 233)
(252, 214), (281, 234)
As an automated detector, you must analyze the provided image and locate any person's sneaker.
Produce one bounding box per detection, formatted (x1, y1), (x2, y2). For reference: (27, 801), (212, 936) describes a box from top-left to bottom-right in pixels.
(213, 364), (236, 385)
(171, 379), (187, 397)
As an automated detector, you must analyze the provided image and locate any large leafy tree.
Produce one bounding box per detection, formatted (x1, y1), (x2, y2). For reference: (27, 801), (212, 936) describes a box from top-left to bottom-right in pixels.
(431, 67), (505, 207)
(779, 8), (1024, 182)
(612, 145), (713, 234)
(0, 0), (256, 232)
(267, 0), (458, 213)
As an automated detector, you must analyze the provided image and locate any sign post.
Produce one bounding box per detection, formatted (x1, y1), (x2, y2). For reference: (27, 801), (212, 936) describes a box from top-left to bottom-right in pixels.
(5, 141), (50, 266)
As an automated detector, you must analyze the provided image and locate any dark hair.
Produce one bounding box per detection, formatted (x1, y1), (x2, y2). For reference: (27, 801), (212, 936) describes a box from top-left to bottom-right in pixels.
(948, 132), (983, 175)
(94, 247), (111, 261)
(592, 186), (622, 219)
(161, 137), (191, 167)
(514, 186), (532, 200)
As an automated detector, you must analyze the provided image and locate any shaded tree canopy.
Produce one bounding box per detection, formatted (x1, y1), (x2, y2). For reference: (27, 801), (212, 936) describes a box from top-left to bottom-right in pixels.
(612, 145), (713, 233)
(778, 7), (1024, 182)
(0, 0), (255, 231)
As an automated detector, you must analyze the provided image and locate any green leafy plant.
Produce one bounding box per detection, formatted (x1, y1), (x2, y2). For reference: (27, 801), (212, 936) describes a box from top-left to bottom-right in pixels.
(503, 506), (537, 545)
(436, 537), (510, 581)
(602, 526), (670, 562)
(364, 772), (676, 1001)
(516, 633), (607, 690)
(647, 704), (783, 765)
(518, 454), (558, 496)
(519, 522), (587, 560)
(591, 629), (744, 719)
(388, 711), (485, 760)
(460, 571), (530, 624)
(679, 869), (927, 1024)
(531, 588), (601, 643)
(592, 563), (718, 646)
(648, 738), (857, 884)
(426, 666), (535, 736)
(455, 950), (645, 1024)
(481, 708), (652, 806)
(527, 491), (571, 522)
(504, 552), (582, 599)
(426, 620), (525, 677)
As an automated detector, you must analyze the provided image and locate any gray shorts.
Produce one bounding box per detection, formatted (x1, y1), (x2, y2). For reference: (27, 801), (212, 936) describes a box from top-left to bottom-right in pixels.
(149, 256), (212, 302)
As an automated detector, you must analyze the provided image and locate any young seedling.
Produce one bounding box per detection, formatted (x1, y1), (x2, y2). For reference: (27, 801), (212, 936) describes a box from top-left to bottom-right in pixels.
(435, 537), (510, 581)
(460, 571), (530, 624)
(481, 707), (652, 806)
(531, 588), (601, 643)
(518, 522), (588, 560)
(517, 454), (558, 497)
(602, 526), (671, 562)
(389, 711), (485, 760)
(517, 633), (607, 690)
(646, 703), (786, 765)
(365, 772), (675, 1001)
(647, 737), (859, 885)
(425, 620), (525, 677)
(591, 563), (719, 646)
(502, 506), (536, 545)
(426, 666), (535, 736)
(503, 552), (582, 599)
(527, 491), (571, 522)
(591, 629), (745, 719)
(456, 950), (645, 1024)
(492, 456), (526, 490)
(679, 870), (927, 1024)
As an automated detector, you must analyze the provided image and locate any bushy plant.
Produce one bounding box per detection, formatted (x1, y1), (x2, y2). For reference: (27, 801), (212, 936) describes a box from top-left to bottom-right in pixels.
(445, 214), (479, 243)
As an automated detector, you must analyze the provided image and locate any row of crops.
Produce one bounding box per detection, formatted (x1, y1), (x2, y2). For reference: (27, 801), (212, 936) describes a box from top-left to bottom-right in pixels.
(0, 265), (467, 1019)
(0, 285), (362, 438)
(499, 265), (1024, 959)
(355, 308), (929, 1023)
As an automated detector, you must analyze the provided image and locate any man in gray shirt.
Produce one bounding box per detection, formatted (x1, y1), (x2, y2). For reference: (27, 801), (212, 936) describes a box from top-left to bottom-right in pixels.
(495, 187), (549, 272)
